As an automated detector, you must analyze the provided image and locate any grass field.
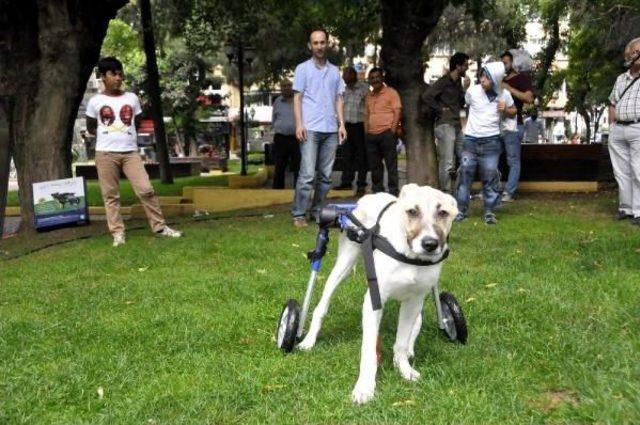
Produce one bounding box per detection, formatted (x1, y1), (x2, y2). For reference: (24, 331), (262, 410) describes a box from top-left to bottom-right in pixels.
(1, 193), (639, 424)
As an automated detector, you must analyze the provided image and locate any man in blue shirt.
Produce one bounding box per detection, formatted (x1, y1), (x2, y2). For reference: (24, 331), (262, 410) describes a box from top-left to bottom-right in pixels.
(271, 79), (300, 189)
(292, 28), (346, 228)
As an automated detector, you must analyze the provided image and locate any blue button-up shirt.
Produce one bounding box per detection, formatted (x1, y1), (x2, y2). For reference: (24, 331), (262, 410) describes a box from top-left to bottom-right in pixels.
(293, 59), (345, 133)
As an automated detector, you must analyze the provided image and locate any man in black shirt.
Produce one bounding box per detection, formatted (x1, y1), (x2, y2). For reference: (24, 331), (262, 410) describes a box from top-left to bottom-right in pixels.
(422, 52), (470, 193)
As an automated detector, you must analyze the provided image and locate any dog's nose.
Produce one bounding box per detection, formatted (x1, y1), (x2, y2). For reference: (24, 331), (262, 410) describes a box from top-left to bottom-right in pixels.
(421, 236), (439, 252)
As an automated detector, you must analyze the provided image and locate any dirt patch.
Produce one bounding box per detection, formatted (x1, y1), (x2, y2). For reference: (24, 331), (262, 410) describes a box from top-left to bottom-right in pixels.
(529, 390), (580, 413)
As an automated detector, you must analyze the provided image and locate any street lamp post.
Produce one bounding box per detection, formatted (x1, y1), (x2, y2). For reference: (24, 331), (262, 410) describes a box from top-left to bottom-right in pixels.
(225, 40), (254, 176)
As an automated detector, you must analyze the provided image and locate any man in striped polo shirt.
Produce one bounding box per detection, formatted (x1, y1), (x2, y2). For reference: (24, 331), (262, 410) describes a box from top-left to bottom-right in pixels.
(608, 37), (640, 225)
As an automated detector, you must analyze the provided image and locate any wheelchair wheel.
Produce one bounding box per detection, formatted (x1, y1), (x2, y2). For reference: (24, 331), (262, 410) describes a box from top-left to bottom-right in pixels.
(439, 292), (467, 344)
(276, 299), (301, 353)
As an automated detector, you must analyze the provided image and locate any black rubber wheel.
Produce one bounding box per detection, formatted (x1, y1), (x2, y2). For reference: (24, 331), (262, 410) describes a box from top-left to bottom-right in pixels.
(276, 299), (301, 353)
(439, 292), (468, 344)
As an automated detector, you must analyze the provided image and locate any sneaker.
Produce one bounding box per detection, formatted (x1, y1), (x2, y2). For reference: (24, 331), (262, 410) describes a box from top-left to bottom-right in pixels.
(454, 212), (467, 222)
(501, 193), (514, 202)
(484, 212), (498, 225)
(632, 216), (640, 225)
(157, 226), (183, 238)
(617, 211), (633, 220)
(112, 233), (125, 247)
(293, 217), (308, 228)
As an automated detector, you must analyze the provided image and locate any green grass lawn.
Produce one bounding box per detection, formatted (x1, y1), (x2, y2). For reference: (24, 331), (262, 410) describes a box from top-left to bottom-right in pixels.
(6, 160), (260, 207)
(1, 193), (639, 424)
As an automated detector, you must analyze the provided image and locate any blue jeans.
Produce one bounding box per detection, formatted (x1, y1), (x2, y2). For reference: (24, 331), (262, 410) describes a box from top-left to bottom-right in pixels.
(455, 135), (503, 215)
(502, 130), (521, 196)
(292, 131), (338, 218)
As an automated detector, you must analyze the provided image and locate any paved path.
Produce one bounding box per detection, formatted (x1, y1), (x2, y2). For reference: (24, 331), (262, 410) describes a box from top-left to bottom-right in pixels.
(2, 168), (407, 237)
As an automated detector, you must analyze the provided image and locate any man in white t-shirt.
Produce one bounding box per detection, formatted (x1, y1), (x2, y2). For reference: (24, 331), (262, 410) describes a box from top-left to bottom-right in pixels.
(455, 61), (516, 225)
(86, 57), (182, 246)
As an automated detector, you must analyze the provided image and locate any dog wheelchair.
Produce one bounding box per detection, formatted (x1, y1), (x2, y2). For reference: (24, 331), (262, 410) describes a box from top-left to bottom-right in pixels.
(276, 203), (467, 353)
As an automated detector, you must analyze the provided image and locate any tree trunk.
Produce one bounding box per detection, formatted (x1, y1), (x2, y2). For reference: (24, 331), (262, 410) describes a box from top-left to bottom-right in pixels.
(535, 16), (560, 103)
(593, 106), (604, 143)
(380, 0), (446, 187)
(0, 97), (11, 236)
(140, 0), (172, 183)
(0, 1), (127, 232)
(578, 107), (591, 143)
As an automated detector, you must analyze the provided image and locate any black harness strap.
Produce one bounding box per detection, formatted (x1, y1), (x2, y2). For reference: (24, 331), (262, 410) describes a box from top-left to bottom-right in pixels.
(345, 201), (450, 311)
(362, 234), (382, 310)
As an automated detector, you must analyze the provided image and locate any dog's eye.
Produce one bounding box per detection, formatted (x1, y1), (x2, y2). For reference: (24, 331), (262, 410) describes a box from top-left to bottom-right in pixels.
(438, 210), (449, 218)
(407, 208), (419, 217)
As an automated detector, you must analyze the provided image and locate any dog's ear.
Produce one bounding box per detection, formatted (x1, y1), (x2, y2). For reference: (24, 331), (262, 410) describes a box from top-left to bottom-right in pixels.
(442, 192), (459, 218)
(399, 183), (420, 199)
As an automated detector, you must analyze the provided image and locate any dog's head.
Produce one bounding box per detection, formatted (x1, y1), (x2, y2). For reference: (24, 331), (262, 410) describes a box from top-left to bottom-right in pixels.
(396, 183), (458, 258)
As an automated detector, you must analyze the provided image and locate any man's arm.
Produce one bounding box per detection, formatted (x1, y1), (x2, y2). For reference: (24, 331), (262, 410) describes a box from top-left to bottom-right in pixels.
(608, 104), (616, 124)
(421, 78), (445, 118)
(336, 94), (346, 143)
(502, 82), (534, 104)
(294, 92), (306, 141)
(391, 107), (402, 133)
(391, 90), (402, 132)
(86, 117), (97, 136)
(271, 100), (278, 124)
(364, 95), (370, 134)
(504, 105), (517, 118)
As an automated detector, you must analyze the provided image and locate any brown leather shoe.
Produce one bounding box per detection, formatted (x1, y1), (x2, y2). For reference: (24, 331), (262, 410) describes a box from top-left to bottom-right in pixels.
(293, 217), (308, 228)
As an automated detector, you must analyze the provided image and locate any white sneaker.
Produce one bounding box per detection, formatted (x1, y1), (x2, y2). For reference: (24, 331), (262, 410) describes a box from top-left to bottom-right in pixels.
(157, 226), (183, 238)
(502, 193), (514, 202)
(112, 233), (125, 247)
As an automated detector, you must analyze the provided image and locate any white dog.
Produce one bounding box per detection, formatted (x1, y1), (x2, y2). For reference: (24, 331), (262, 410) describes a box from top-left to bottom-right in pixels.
(297, 184), (458, 404)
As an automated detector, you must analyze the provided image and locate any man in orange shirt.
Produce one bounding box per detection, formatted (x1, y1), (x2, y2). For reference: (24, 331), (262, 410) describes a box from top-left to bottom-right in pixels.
(365, 67), (402, 196)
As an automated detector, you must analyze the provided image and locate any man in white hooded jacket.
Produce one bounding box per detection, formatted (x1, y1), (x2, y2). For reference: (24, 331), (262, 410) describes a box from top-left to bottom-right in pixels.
(455, 62), (516, 224)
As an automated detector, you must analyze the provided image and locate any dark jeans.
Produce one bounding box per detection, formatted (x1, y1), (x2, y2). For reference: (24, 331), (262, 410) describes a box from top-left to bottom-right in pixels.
(339, 122), (368, 189)
(272, 133), (300, 189)
(366, 130), (398, 196)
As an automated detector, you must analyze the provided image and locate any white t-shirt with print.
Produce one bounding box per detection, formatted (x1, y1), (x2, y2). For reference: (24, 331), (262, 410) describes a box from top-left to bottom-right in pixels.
(464, 84), (514, 138)
(86, 92), (142, 152)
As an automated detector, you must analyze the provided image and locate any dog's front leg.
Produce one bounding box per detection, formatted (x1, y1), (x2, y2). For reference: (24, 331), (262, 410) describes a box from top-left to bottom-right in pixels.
(407, 311), (422, 360)
(352, 291), (383, 405)
(298, 239), (360, 351)
(393, 297), (425, 381)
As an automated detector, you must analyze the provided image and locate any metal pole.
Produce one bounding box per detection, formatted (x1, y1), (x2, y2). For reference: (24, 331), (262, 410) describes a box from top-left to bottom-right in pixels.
(238, 41), (247, 176)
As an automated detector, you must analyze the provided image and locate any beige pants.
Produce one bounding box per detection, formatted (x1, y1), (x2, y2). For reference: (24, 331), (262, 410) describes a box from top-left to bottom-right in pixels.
(95, 151), (165, 235)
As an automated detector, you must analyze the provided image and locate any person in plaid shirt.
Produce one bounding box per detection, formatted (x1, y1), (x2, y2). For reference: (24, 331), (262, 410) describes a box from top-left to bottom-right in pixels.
(608, 37), (640, 225)
(335, 66), (369, 196)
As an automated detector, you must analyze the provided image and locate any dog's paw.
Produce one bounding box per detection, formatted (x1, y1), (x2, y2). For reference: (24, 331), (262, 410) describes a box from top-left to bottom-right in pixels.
(400, 366), (421, 381)
(394, 357), (421, 381)
(351, 381), (376, 404)
(296, 336), (316, 351)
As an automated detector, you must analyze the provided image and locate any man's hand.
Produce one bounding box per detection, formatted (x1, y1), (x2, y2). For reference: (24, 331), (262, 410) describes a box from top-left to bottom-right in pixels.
(497, 100), (506, 112)
(338, 124), (347, 144)
(296, 125), (307, 142)
(463, 76), (471, 90)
